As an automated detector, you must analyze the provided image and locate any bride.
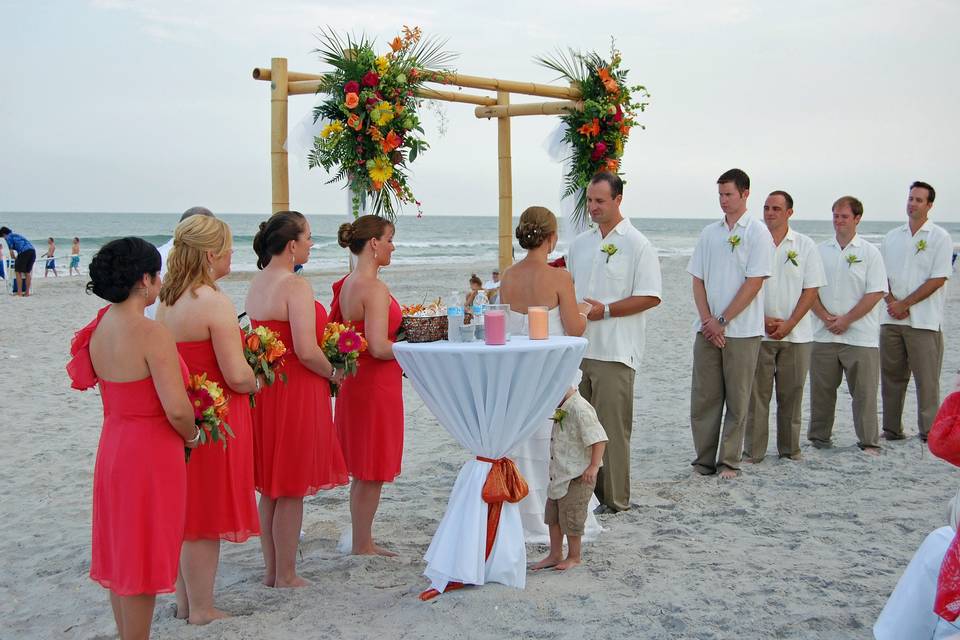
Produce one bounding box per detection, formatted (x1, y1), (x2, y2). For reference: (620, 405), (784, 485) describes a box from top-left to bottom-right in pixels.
(499, 205), (602, 543)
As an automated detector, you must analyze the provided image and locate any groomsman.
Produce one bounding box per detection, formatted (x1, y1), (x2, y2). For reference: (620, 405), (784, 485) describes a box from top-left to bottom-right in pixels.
(744, 191), (825, 462)
(880, 181), (951, 442)
(688, 168), (774, 479)
(808, 196), (887, 454)
(568, 172), (662, 513)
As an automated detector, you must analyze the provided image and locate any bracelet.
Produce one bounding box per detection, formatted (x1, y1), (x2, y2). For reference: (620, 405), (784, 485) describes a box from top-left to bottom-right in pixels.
(186, 427), (201, 445)
(578, 312), (588, 319)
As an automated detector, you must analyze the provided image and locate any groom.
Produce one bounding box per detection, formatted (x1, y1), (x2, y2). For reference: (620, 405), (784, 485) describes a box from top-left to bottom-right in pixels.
(566, 172), (662, 513)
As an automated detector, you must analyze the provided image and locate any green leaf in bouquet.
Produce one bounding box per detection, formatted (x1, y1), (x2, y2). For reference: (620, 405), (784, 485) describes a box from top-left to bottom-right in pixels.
(280, 373), (288, 384)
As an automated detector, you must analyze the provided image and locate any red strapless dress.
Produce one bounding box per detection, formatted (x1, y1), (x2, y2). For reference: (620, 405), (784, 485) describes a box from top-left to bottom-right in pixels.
(330, 277), (405, 482)
(176, 335), (260, 542)
(67, 306), (188, 596)
(251, 301), (348, 498)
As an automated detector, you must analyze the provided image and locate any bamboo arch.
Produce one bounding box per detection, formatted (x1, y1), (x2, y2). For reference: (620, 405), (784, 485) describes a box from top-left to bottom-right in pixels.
(253, 58), (584, 271)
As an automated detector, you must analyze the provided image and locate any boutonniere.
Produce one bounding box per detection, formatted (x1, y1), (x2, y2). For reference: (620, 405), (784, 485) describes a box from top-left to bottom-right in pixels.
(600, 244), (618, 263)
(915, 239), (927, 255)
(846, 254), (863, 267)
(727, 235), (741, 252)
(785, 250), (799, 267)
(551, 407), (568, 429)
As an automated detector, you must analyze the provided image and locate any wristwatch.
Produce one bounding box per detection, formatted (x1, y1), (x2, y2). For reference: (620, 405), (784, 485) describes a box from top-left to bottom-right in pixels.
(717, 315), (727, 327)
(603, 304), (611, 320)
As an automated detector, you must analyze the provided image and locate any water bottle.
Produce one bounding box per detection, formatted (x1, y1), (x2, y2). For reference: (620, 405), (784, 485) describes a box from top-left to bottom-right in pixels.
(472, 290), (488, 340)
(447, 291), (464, 342)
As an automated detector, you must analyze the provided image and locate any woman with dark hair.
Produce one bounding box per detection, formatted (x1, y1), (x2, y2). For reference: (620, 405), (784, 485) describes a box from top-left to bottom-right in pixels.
(245, 211), (347, 587)
(331, 214), (403, 556)
(157, 215), (260, 623)
(67, 237), (198, 640)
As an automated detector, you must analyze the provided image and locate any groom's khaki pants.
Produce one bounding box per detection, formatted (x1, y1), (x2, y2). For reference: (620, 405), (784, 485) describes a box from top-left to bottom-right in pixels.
(880, 325), (944, 438)
(579, 358), (635, 512)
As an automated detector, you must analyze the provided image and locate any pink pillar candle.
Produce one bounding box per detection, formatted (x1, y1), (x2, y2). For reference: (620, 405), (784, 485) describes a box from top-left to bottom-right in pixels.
(484, 310), (506, 345)
(528, 306), (549, 340)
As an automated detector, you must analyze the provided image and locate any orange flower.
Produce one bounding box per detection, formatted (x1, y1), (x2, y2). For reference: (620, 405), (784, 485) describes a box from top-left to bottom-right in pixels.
(578, 118), (600, 138)
(347, 113), (362, 130)
(344, 92), (359, 109)
(598, 67), (611, 82)
(605, 158), (620, 172)
(381, 130), (402, 153)
(366, 125), (383, 142)
(603, 78), (620, 95)
(390, 36), (403, 52)
(389, 179), (403, 194)
(372, 180), (384, 191)
(246, 333), (261, 351)
(394, 103), (405, 115)
(266, 345), (285, 362)
(619, 123), (631, 136)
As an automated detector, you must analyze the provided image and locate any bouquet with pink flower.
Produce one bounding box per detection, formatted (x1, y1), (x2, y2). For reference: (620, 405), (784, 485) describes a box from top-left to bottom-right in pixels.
(321, 321), (368, 396)
(185, 372), (233, 461)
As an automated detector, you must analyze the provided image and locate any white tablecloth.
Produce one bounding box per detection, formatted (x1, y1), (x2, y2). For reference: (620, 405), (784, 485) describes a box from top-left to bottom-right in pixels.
(394, 335), (587, 593)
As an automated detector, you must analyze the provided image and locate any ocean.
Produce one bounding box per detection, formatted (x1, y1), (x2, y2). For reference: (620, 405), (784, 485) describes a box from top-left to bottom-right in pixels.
(2, 211), (957, 273)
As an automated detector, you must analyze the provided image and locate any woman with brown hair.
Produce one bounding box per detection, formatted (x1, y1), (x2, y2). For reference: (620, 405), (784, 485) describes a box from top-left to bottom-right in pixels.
(156, 215), (260, 623)
(245, 211), (347, 587)
(331, 214), (404, 556)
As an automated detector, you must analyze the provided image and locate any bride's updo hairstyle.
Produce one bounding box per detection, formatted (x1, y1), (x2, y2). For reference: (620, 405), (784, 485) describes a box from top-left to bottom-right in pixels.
(515, 206), (558, 250)
(337, 214), (394, 255)
(253, 211), (306, 269)
(86, 237), (161, 303)
(159, 215), (232, 305)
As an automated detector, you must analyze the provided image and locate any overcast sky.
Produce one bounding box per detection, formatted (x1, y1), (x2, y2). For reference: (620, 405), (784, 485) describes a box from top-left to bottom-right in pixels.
(2, 0), (958, 221)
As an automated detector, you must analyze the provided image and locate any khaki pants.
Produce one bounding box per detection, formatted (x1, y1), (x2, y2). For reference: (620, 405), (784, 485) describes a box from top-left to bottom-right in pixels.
(881, 325), (944, 438)
(690, 333), (762, 474)
(579, 358), (635, 512)
(745, 341), (812, 461)
(808, 342), (880, 449)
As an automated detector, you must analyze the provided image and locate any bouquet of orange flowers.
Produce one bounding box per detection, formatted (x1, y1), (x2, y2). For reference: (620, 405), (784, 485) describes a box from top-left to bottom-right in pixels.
(185, 373), (232, 461)
(321, 322), (368, 396)
(243, 325), (288, 407)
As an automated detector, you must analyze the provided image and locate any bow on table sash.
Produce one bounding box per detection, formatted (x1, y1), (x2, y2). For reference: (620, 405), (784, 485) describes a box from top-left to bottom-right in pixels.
(419, 456), (529, 601)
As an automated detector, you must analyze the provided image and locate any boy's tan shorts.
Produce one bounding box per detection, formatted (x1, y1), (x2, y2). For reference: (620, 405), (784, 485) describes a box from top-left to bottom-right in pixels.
(544, 476), (594, 536)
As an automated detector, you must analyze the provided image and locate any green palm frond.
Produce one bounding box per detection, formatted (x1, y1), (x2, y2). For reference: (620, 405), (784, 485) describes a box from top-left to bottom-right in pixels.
(406, 34), (457, 71)
(535, 47), (588, 84)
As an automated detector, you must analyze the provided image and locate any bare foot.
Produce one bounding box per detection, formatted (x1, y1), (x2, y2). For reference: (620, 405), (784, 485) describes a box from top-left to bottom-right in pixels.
(274, 575), (311, 588)
(174, 604), (189, 620)
(188, 608), (230, 625)
(530, 555), (563, 571)
(352, 543), (397, 557)
(718, 468), (738, 480)
(863, 447), (881, 457)
(554, 557), (581, 571)
(741, 456), (756, 464)
(262, 575), (275, 587)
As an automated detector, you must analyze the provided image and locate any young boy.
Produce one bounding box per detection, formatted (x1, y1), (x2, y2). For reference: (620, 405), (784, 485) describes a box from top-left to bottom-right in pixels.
(532, 389), (607, 571)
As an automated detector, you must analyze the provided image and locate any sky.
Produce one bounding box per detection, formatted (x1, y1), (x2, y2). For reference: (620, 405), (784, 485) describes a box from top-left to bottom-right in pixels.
(2, 0), (958, 221)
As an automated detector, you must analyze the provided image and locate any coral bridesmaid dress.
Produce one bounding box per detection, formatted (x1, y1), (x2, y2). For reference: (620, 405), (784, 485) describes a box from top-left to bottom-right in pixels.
(250, 301), (348, 498)
(176, 333), (260, 542)
(330, 277), (405, 482)
(67, 306), (188, 595)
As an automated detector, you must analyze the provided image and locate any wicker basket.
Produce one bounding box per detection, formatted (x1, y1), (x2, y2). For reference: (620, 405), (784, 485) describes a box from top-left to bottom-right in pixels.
(399, 315), (448, 343)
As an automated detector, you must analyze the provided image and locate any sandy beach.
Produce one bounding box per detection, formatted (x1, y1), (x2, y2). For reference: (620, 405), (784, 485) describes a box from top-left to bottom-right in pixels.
(2, 256), (958, 640)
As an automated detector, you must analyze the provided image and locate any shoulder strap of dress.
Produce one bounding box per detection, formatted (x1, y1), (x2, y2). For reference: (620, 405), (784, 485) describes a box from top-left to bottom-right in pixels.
(66, 305), (110, 390)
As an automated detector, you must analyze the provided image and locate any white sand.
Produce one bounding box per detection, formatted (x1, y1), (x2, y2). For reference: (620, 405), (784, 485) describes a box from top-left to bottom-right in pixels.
(2, 257), (958, 639)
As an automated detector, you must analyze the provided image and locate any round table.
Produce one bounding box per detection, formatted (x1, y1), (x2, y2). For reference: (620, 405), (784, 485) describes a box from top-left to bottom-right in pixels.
(394, 335), (587, 595)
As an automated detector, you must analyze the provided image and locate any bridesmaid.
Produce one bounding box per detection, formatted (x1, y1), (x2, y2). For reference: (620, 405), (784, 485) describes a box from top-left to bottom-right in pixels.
(245, 211), (348, 587)
(331, 215), (404, 556)
(156, 216), (260, 624)
(67, 238), (198, 640)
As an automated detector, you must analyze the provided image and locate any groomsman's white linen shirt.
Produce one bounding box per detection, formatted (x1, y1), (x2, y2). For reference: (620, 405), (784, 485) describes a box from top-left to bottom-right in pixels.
(144, 237), (174, 320)
(567, 218), (662, 370)
(763, 229), (826, 343)
(686, 214), (774, 338)
(880, 221), (952, 331)
(813, 234), (888, 348)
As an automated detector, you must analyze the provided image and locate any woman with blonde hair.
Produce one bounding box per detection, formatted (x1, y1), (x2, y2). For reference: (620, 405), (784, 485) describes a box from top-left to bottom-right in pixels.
(331, 214), (404, 556)
(245, 211), (348, 587)
(157, 215), (260, 623)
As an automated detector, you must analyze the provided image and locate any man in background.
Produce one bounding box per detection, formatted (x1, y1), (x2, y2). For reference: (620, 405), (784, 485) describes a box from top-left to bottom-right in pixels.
(0, 227), (37, 297)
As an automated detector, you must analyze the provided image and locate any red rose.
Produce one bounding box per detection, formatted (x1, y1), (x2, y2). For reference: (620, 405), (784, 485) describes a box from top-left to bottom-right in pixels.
(591, 142), (608, 161)
(613, 104), (624, 122)
(344, 80), (360, 94)
(366, 96), (379, 108)
(362, 72), (380, 88)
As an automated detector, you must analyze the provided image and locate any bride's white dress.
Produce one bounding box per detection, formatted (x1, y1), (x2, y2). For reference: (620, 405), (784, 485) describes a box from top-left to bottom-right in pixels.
(507, 307), (602, 544)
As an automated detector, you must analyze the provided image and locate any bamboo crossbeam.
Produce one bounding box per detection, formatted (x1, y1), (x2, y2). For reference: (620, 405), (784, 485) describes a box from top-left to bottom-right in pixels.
(284, 79), (497, 107)
(426, 72), (581, 100)
(253, 68), (323, 82)
(475, 100), (582, 119)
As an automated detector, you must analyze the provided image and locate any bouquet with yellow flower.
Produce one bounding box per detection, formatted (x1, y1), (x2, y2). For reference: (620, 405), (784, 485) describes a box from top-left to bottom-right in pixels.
(243, 325), (288, 407)
(185, 373), (233, 462)
(536, 41), (649, 227)
(321, 322), (368, 396)
(309, 26), (455, 219)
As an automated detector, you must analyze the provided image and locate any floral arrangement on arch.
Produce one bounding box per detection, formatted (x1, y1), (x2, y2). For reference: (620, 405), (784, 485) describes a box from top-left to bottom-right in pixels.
(309, 26), (455, 219)
(536, 41), (649, 227)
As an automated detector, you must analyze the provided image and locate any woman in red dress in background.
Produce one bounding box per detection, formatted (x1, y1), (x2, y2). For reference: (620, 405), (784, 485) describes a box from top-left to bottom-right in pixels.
(68, 237), (198, 640)
(331, 215), (404, 556)
(156, 215), (260, 624)
(245, 211), (348, 587)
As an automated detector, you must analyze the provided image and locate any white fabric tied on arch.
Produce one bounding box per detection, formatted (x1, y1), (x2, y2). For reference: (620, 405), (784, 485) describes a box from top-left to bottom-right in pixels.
(394, 336), (587, 593)
(287, 99), (327, 161)
(543, 123), (586, 246)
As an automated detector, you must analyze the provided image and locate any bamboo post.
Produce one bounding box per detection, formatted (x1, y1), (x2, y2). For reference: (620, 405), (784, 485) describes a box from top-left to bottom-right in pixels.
(270, 57), (289, 214)
(497, 91), (513, 272)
